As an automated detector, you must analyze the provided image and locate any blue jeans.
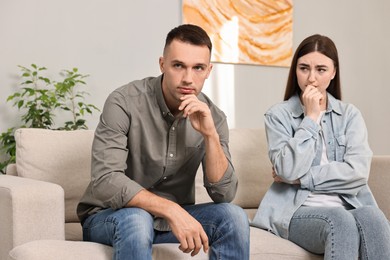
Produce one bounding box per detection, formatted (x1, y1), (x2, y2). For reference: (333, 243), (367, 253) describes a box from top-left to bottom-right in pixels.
(82, 203), (249, 260)
(288, 206), (390, 260)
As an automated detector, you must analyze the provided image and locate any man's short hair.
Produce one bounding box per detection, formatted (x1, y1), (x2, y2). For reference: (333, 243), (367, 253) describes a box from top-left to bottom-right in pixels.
(164, 24), (212, 53)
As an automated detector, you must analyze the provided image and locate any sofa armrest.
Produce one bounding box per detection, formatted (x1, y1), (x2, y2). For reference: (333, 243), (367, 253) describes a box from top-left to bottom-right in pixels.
(368, 155), (390, 219)
(0, 175), (65, 260)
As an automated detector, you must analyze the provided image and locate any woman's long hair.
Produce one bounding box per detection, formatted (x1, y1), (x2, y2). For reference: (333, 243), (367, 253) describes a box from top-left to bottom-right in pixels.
(284, 34), (342, 101)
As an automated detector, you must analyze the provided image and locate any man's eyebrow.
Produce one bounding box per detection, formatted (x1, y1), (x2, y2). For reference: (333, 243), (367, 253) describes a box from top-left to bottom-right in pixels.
(171, 60), (207, 67)
(171, 59), (184, 64)
(194, 63), (208, 67)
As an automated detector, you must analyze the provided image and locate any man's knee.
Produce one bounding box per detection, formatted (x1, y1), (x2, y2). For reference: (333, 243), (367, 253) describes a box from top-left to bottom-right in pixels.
(118, 208), (153, 228)
(109, 208), (155, 244)
(213, 203), (249, 237)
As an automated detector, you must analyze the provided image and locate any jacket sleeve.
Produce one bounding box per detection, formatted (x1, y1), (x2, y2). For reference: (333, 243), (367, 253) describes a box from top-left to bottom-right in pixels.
(266, 104), (372, 196)
(265, 110), (321, 183)
(299, 105), (372, 195)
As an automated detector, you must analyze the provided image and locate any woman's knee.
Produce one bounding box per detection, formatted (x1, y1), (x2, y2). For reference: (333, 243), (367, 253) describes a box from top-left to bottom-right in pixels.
(351, 206), (387, 225)
(292, 207), (360, 242)
(289, 207), (360, 256)
(350, 206), (390, 233)
(322, 208), (359, 236)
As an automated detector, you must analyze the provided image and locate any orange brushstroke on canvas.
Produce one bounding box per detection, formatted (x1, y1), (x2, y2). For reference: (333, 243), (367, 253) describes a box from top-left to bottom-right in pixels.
(183, 0), (293, 67)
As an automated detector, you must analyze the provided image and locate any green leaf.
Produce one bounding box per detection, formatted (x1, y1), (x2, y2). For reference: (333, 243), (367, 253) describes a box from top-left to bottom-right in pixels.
(39, 77), (51, 84)
(17, 100), (24, 109)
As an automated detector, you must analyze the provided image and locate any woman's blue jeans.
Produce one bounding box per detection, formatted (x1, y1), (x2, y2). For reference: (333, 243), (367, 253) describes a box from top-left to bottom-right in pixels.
(82, 202), (250, 260)
(288, 206), (390, 260)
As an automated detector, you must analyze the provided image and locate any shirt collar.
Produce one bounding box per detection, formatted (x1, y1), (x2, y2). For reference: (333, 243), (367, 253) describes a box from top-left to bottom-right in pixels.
(155, 74), (177, 124)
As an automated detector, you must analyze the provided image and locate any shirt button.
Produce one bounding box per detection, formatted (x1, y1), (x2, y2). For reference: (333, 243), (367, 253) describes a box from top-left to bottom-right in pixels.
(172, 127), (175, 131)
(163, 176), (167, 180)
(169, 153), (173, 157)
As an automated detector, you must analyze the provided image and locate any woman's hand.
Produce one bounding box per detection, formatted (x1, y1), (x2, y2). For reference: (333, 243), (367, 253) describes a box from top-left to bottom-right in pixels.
(272, 167), (300, 185)
(301, 85), (325, 122)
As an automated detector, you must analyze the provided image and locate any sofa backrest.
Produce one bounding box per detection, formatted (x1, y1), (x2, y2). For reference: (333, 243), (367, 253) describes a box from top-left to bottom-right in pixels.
(195, 129), (272, 209)
(14, 128), (271, 224)
(15, 128), (94, 223)
(368, 155), (390, 218)
(13, 128), (390, 224)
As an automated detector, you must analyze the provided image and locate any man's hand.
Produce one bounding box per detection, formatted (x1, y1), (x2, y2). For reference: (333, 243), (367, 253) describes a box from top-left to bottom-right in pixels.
(178, 94), (215, 137)
(128, 190), (209, 256)
(178, 94), (228, 183)
(167, 204), (209, 256)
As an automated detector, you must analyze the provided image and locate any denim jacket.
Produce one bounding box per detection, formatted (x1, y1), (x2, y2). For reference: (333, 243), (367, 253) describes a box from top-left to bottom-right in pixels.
(251, 93), (377, 239)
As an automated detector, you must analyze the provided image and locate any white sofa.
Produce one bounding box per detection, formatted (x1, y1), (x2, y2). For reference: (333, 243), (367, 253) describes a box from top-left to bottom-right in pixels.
(1, 128), (389, 260)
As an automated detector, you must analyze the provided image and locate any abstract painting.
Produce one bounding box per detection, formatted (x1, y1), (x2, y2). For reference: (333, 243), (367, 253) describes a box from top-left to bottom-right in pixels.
(182, 0), (293, 67)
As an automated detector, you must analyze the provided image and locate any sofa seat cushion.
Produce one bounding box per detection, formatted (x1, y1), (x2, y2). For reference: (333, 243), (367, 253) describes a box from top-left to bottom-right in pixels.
(8, 240), (209, 260)
(250, 228), (322, 260)
(15, 229), (322, 260)
(9, 240), (112, 260)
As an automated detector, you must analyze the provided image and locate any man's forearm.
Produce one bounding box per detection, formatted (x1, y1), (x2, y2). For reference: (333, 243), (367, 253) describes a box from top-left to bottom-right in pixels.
(204, 131), (228, 183)
(126, 189), (180, 220)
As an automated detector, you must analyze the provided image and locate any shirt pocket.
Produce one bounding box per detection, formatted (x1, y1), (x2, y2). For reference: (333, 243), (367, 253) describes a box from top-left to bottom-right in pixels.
(335, 135), (346, 160)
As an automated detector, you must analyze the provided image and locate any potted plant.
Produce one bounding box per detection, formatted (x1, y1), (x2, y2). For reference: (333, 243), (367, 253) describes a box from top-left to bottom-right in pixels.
(0, 64), (100, 174)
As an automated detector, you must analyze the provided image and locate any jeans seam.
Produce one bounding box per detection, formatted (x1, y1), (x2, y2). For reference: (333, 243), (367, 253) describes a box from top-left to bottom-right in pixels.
(354, 218), (368, 259)
(203, 222), (221, 259)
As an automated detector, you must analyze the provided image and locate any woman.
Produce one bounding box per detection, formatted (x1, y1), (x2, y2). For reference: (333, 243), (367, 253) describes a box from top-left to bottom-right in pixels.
(251, 34), (390, 259)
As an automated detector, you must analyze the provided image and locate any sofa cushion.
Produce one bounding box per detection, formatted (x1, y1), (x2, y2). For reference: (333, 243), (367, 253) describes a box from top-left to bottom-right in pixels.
(15, 128), (94, 223)
(8, 240), (112, 260)
(250, 228), (322, 260)
(229, 128), (273, 208)
(8, 240), (210, 260)
(195, 129), (273, 208)
(368, 155), (390, 218)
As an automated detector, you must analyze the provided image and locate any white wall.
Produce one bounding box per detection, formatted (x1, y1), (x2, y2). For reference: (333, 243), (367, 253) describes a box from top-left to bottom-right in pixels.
(1, 0), (389, 154)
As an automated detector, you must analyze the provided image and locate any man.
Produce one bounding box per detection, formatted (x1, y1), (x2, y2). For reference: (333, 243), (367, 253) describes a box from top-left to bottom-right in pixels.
(77, 24), (249, 260)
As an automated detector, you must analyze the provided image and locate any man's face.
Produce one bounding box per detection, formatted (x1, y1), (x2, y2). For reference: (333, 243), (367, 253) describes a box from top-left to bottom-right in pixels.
(159, 39), (212, 113)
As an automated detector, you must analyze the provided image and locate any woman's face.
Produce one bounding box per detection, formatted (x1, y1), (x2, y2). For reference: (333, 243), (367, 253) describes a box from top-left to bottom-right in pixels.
(296, 51), (336, 96)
